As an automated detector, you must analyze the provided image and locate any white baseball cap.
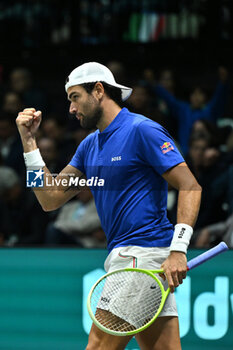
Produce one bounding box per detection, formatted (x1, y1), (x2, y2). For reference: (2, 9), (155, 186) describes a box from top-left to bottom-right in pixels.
(65, 62), (132, 101)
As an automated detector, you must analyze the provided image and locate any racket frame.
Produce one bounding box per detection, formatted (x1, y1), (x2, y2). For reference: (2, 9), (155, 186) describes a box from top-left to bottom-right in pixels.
(87, 267), (170, 336)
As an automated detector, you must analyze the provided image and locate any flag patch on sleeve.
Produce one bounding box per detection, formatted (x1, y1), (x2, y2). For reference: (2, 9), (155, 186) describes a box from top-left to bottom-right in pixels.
(160, 142), (174, 154)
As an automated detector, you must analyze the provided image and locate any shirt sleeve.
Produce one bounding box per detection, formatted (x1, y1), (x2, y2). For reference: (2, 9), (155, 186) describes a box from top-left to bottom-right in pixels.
(137, 120), (185, 175)
(69, 140), (86, 174)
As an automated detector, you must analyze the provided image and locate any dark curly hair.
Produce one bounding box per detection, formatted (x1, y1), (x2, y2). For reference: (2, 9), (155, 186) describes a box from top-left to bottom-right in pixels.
(80, 82), (123, 107)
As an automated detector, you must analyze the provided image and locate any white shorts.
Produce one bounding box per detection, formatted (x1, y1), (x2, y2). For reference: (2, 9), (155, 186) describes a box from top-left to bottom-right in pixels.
(98, 245), (178, 327)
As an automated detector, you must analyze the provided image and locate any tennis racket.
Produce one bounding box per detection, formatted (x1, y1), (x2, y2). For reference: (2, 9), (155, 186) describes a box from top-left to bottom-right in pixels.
(87, 242), (228, 336)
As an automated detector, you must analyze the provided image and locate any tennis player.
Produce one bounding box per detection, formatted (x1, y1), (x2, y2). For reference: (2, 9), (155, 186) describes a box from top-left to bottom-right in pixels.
(16, 62), (202, 350)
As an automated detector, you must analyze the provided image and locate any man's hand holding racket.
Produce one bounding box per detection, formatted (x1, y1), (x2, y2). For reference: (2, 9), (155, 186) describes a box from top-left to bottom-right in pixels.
(160, 251), (187, 293)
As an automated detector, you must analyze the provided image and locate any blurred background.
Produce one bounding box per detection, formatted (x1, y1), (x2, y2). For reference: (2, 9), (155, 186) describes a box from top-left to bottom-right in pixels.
(0, 1), (233, 349)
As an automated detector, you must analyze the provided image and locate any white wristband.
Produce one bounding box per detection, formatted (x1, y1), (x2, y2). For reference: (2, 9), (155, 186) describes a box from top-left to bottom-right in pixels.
(170, 223), (193, 254)
(23, 148), (45, 170)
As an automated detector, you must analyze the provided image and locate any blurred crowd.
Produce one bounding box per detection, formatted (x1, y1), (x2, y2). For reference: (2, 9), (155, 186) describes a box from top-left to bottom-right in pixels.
(0, 62), (232, 249)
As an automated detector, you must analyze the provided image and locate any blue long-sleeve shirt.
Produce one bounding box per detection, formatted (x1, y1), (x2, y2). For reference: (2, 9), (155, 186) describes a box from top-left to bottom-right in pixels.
(154, 82), (228, 155)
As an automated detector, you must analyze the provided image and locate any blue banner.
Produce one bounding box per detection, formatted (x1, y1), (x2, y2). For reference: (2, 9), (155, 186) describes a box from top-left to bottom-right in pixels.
(0, 248), (232, 349)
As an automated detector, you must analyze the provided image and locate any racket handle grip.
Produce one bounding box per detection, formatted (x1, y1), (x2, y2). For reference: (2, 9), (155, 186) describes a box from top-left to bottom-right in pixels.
(187, 242), (229, 271)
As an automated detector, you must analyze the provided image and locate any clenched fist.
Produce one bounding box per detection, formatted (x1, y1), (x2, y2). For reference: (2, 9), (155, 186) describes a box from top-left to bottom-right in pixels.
(16, 108), (42, 152)
(16, 108), (42, 139)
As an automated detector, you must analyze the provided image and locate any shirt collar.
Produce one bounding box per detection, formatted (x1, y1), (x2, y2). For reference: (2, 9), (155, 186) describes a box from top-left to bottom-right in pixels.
(100, 107), (128, 135)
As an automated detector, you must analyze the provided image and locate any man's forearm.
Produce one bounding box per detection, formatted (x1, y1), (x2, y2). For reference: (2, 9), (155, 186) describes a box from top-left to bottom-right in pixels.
(169, 185), (202, 254)
(168, 180), (202, 254)
(23, 143), (79, 211)
(177, 187), (202, 227)
(22, 136), (37, 153)
(33, 165), (81, 212)
(33, 166), (63, 211)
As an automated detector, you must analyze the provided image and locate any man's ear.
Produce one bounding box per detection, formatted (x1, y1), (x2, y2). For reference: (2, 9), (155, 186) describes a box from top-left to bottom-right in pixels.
(93, 82), (104, 100)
